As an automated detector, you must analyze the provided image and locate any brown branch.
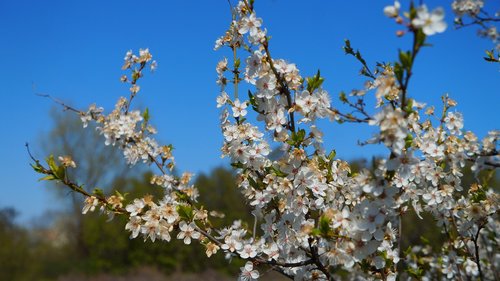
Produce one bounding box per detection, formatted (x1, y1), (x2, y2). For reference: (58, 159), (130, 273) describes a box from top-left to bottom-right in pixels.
(400, 28), (421, 111)
(125, 61), (147, 114)
(27, 143), (126, 214)
(473, 223), (486, 281)
(262, 38), (296, 133)
(308, 238), (335, 281)
(36, 93), (83, 114)
(330, 108), (370, 123)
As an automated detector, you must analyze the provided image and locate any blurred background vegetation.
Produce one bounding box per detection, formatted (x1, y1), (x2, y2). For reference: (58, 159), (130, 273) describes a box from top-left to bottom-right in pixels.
(1, 110), (497, 280)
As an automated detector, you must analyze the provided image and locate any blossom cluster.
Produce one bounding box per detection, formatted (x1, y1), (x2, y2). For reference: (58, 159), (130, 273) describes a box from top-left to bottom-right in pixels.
(452, 0), (500, 52)
(31, 1), (499, 281)
(452, 0), (484, 17)
(384, 1), (447, 36)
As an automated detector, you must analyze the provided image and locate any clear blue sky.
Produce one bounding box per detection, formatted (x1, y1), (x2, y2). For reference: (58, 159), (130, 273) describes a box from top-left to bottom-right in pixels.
(1, 0), (499, 224)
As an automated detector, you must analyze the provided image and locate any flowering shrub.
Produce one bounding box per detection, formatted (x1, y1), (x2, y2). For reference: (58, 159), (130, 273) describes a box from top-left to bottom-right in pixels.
(30, 1), (499, 280)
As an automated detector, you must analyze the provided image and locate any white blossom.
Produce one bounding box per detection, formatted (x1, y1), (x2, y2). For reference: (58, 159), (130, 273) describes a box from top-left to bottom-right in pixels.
(412, 5), (447, 36)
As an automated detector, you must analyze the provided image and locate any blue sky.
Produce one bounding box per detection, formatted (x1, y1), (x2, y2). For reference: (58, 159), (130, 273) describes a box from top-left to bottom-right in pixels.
(1, 0), (499, 224)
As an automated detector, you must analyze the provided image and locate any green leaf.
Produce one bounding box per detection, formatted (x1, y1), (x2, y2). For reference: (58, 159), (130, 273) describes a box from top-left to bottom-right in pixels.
(399, 50), (411, 69)
(114, 190), (126, 199)
(394, 62), (404, 84)
(385, 170), (396, 180)
(360, 66), (371, 78)
(143, 108), (150, 123)
(132, 71), (140, 82)
(289, 129), (306, 147)
(343, 39), (353, 54)
(248, 90), (257, 106)
(231, 162), (244, 169)
(248, 176), (261, 190)
(177, 205), (194, 221)
(38, 175), (55, 181)
(471, 187), (487, 203)
(175, 191), (191, 202)
(328, 150), (336, 160)
(343, 39), (372, 75)
(409, 2), (417, 20)
(297, 129), (306, 142)
(405, 134), (413, 149)
(339, 91), (347, 103)
(270, 166), (288, 177)
(415, 29), (426, 48)
(46, 154), (57, 172)
(54, 165), (66, 179)
(420, 236), (430, 245)
(355, 50), (366, 66)
(484, 49), (500, 63)
(406, 267), (423, 278)
(404, 98), (414, 114)
(359, 260), (371, 271)
(403, 246), (413, 257)
(311, 228), (321, 236)
(306, 69), (325, 93)
(31, 163), (44, 173)
(93, 188), (105, 198)
(318, 215), (331, 237)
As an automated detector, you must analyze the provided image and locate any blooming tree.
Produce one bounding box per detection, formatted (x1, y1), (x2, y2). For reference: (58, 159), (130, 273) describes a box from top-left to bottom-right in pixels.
(29, 1), (499, 280)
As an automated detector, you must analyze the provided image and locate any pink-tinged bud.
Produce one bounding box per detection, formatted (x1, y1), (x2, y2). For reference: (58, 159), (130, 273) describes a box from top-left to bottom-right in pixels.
(396, 30), (405, 37)
(396, 16), (403, 24)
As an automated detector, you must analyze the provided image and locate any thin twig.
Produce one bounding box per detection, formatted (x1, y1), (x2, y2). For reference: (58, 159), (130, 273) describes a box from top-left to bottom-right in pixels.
(473, 223), (485, 281)
(36, 93), (82, 114)
(262, 38), (296, 133)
